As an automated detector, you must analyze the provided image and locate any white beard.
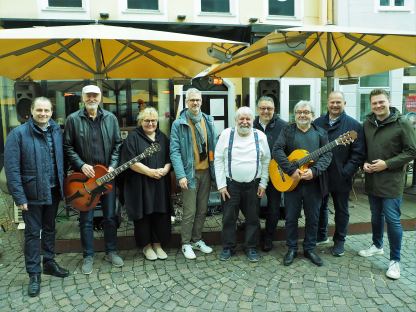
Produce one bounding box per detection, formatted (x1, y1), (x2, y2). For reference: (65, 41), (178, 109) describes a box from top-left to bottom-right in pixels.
(237, 125), (251, 136)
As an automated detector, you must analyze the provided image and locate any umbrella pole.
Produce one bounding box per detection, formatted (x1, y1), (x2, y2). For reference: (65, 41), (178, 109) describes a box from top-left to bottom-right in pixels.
(326, 75), (333, 99)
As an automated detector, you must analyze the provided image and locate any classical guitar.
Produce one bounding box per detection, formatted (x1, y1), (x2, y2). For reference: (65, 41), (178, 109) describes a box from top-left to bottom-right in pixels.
(269, 131), (357, 192)
(64, 143), (161, 212)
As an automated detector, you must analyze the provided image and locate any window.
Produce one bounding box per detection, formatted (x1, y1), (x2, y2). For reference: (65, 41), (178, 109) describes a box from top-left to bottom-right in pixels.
(380, 0), (404, 6)
(201, 0), (230, 13)
(48, 0), (82, 7)
(377, 0), (411, 11)
(289, 85), (310, 122)
(269, 0), (295, 16)
(402, 83), (416, 114)
(404, 66), (416, 77)
(127, 0), (158, 10)
(359, 72), (390, 88)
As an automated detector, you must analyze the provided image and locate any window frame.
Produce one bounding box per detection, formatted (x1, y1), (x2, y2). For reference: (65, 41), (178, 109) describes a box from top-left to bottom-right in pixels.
(375, 0), (413, 12)
(120, 0), (167, 21)
(200, 0), (231, 14)
(264, 0), (303, 23)
(194, 0), (239, 24)
(196, 0), (237, 16)
(40, 0), (86, 12)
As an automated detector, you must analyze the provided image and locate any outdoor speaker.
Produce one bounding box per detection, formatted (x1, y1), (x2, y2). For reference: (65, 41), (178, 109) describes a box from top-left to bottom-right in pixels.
(257, 80), (280, 107)
(14, 81), (42, 124)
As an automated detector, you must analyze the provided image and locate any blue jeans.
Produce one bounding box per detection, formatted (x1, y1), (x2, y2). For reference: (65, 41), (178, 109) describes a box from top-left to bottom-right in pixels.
(79, 182), (118, 257)
(368, 195), (403, 262)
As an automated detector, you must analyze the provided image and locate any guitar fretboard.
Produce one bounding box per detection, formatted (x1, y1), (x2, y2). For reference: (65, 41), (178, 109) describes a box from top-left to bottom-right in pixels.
(96, 143), (160, 185)
(296, 140), (339, 167)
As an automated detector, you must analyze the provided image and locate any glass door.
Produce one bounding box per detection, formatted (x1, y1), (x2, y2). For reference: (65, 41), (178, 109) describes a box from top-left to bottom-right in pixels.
(280, 78), (320, 123)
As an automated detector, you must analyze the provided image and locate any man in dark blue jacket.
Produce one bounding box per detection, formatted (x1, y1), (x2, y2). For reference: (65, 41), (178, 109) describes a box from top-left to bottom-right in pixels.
(253, 96), (287, 252)
(314, 91), (365, 256)
(5, 97), (69, 297)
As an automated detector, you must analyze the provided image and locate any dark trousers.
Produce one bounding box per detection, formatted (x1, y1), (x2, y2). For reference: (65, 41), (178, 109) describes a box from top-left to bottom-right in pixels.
(222, 179), (260, 249)
(22, 187), (60, 275)
(264, 184), (282, 241)
(285, 182), (321, 252)
(133, 213), (171, 247)
(317, 191), (350, 242)
(79, 181), (117, 257)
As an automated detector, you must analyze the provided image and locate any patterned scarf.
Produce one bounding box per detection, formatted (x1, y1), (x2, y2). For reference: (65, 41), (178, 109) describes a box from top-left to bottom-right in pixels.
(186, 110), (207, 161)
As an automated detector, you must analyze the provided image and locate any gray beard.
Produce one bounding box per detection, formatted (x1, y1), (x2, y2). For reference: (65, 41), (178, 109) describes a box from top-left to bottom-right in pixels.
(237, 126), (251, 136)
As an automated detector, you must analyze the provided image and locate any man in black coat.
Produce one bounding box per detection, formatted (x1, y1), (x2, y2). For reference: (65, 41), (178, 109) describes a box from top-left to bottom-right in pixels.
(314, 91), (365, 256)
(253, 96), (287, 251)
(273, 101), (332, 267)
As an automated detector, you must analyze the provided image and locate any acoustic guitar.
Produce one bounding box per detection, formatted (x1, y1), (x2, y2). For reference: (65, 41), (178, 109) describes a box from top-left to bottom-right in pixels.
(269, 131), (357, 192)
(64, 143), (160, 212)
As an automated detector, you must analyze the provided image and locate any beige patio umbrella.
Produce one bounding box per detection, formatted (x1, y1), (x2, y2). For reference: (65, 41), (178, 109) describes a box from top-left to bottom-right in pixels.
(209, 25), (416, 91)
(0, 24), (246, 80)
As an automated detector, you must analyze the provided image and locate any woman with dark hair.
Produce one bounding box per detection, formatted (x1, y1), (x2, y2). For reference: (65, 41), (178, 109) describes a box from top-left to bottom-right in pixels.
(121, 107), (171, 260)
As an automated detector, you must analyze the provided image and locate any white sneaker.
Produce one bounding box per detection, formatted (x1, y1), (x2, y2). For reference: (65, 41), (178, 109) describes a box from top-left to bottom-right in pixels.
(386, 261), (400, 280)
(358, 244), (384, 257)
(192, 240), (213, 254)
(182, 244), (196, 259)
(316, 238), (331, 246)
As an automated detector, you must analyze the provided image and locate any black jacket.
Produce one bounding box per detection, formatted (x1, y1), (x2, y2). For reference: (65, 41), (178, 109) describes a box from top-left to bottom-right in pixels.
(63, 107), (122, 171)
(253, 114), (288, 151)
(313, 111), (366, 192)
(273, 123), (332, 196)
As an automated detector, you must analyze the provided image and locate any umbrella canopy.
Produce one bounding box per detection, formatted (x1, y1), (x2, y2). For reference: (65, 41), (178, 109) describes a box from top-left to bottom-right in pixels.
(0, 24), (246, 80)
(209, 25), (416, 80)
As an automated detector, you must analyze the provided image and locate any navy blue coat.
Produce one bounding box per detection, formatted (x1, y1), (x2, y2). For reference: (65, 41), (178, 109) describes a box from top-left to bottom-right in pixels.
(313, 111), (365, 192)
(4, 118), (64, 206)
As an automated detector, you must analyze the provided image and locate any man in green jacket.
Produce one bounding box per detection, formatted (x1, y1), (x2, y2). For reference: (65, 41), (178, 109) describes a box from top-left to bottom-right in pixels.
(359, 89), (416, 280)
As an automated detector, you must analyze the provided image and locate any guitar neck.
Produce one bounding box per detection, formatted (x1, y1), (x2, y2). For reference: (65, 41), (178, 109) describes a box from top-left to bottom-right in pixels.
(97, 152), (148, 184)
(297, 140), (338, 167)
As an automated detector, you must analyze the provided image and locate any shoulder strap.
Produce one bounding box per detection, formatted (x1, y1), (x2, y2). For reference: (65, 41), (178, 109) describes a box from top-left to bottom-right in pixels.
(228, 128), (260, 181)
(228, 128), (235, 179)
(253, 129), (260, 180)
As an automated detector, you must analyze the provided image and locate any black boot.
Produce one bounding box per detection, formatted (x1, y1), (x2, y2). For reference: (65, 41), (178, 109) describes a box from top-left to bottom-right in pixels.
(28, 274), (41, 297)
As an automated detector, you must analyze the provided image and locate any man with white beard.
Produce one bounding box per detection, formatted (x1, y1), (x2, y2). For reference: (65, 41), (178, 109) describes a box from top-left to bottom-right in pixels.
(64, 85), (124, 275)
(214, 107), (270, 262)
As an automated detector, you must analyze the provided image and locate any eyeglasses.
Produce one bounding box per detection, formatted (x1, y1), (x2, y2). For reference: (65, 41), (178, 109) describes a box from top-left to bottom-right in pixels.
(259, 107), (274, 111)
(295, 110), (312, 115)
(143, 119), (158, 124)
(188, 99), (201, 102)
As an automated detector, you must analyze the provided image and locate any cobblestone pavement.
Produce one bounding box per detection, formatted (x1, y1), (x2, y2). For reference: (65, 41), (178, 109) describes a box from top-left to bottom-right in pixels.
(0, 229), (415, 312)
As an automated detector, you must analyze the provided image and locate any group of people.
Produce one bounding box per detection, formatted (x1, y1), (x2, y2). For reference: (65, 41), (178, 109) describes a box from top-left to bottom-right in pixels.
(4, 85), (416, 298)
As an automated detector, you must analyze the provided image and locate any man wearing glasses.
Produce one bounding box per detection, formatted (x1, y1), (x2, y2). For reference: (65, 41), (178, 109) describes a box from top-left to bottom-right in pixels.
(170, 88), (217, 259)
(253, 96), (287, 252)
(273, 101), (332, 266)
